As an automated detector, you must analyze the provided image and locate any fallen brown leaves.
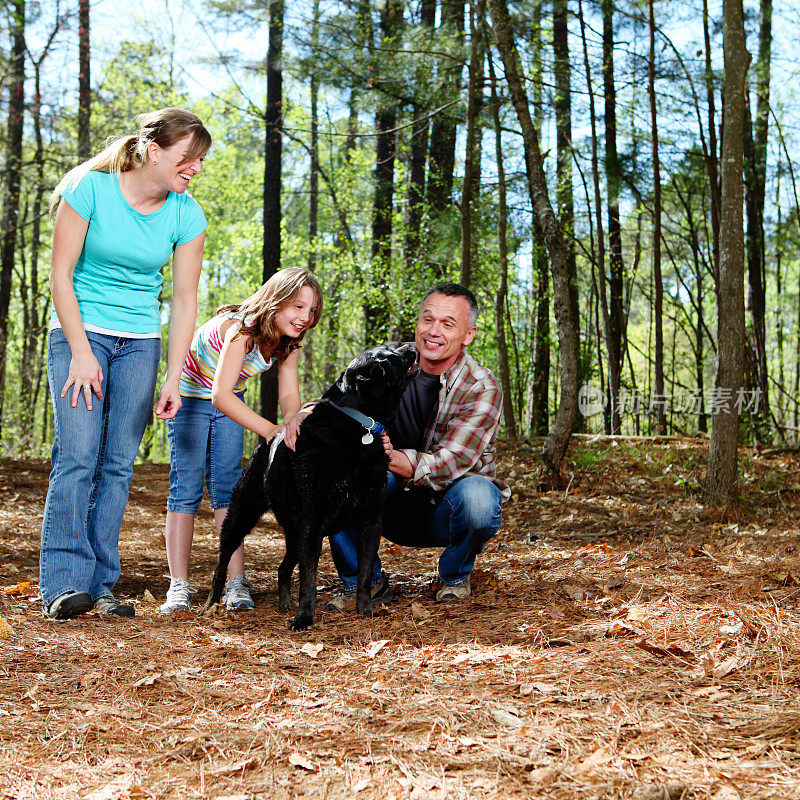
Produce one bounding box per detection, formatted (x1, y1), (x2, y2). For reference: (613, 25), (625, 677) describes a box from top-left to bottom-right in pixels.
(0, 440), (799, 799)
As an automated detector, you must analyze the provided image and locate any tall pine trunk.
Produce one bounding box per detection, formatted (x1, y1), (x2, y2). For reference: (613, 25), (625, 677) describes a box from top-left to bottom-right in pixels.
(427, 0), (464, 213)
(553, 0), (579, 356)
(702, 0), (721, 280)
(578, 0), (610, 434)
(366, 0), (402, 346)
(528, 0), (549, 436)
(707, 0), (750, 505)
(648, 0), (665, 434)
(488, 0), (578, 477)
(488, 45), (516, 438)
(260, 0), (284, 424)
(602, 0), (623, 433)
(404, 0), (436, 274)
(460, 1), (483, 287)
(743, 0), (772, 441)
(0, 0), (26, 438)
(78, 0), (90, 160)
(304, 0), (321, 398)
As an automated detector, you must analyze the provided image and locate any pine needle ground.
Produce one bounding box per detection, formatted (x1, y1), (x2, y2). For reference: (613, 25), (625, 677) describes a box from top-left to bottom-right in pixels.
(1, 438), (799, 799)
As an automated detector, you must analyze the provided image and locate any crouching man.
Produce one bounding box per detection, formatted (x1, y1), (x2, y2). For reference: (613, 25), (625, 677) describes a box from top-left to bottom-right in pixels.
(288, 282), (510, 607)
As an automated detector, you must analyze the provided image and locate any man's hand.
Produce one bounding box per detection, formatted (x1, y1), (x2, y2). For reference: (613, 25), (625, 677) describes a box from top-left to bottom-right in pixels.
(381, 432), (413, 478)
(284, 408), (311, 451)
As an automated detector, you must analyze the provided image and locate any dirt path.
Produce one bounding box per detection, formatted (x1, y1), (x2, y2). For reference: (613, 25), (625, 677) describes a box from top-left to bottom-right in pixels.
(1, 439), (799, 799)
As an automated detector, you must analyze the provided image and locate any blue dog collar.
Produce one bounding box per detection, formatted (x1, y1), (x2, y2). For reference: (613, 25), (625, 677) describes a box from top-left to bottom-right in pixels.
(328, 401), (385, 444)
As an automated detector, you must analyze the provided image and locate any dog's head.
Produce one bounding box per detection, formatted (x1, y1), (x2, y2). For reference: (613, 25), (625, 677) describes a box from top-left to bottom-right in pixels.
(325, 343), (418, 420)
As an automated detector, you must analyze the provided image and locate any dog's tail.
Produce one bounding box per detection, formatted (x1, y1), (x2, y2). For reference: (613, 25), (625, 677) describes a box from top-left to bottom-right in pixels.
(202, 443), (271, 612)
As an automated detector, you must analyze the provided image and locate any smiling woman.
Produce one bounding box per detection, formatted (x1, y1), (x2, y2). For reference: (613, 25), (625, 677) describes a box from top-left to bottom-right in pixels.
(39, 108), (212, 621)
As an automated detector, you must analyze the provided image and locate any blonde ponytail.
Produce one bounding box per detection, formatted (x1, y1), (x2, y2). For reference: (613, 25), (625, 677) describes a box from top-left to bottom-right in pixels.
(49, 107), (211, 214)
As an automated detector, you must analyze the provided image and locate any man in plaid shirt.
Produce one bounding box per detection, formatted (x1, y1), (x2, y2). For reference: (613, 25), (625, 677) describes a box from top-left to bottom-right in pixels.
(327, 283), (510, 608)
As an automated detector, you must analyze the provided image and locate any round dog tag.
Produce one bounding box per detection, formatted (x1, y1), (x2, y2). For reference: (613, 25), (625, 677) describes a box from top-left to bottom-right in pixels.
(361, 432), (374, 445)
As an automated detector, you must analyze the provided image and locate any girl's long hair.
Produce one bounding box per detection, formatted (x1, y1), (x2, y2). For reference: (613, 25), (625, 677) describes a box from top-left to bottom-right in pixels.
(218, 268), (323, 363)
(49, 107), (212, 213)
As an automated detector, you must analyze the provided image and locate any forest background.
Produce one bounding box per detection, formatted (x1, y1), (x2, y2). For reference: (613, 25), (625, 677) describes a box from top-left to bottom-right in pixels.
(0, 0), (796, 493)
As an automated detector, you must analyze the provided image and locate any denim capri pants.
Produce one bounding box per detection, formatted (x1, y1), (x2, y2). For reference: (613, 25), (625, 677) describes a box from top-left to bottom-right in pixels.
(167, 394), (245, 512)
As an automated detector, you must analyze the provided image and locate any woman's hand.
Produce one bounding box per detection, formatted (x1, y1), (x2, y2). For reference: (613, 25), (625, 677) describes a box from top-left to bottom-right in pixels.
(61, 350), (104, 410)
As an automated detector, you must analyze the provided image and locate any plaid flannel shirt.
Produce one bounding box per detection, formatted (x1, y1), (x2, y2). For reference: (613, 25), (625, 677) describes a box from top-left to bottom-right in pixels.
(399, 350), (511, 501)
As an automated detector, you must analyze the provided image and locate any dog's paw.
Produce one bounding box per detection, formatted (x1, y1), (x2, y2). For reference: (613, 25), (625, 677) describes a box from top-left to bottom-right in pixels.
(356, 599), (371, 616)
(290, 613), (313, 631)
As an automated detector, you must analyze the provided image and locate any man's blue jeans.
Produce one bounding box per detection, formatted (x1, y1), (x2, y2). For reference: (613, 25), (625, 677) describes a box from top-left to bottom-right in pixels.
(328, 472), (503, 589)
(39, 330), (160, 607)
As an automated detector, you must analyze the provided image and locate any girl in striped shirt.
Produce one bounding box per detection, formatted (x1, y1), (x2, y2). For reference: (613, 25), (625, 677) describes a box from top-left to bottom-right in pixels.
(161, 267), (322, 614)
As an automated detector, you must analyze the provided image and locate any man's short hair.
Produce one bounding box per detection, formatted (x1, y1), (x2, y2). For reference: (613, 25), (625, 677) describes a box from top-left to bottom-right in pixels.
(422, 283), (479, 326)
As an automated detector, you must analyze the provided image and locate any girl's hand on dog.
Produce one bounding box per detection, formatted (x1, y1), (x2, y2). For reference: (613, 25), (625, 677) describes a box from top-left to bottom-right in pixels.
(284, 409), (311, 451)
(62, 351), (104, 410)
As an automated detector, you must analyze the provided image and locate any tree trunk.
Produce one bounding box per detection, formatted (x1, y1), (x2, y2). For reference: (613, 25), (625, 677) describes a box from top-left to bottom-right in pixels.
(427, 0), (464, 213)
(365, 0), (402, 346)
(304, 0), (321, 399)
(602, 0), (623, 434)
(527, 0), (549, 436)
(19, 59), (48, 451)
(326, 92), (360, 385)
(702, 0), (721, 282)
(743, 0), (772, 441)
(775, 165), (784, 429)
(553, 0), (579, 349)
(488, 0), (578, 477)
(578, 0), (610, 434)
(308, 0), (320, 275)
(707, 0), (750, 505)
(403, 0), (436, 274)
(678, 178), (709, 434)
(0, 0), (26, 438)
(260, 0), (284, 425)
(460, 0), (482, 287)
(78, 0), (90, 160)
(487, 45), (516, 438)
(648, 0), (666, 434)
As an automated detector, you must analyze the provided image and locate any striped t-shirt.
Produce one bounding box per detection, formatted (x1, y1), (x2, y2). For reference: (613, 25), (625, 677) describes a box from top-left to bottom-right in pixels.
(179, 313), (274, 399)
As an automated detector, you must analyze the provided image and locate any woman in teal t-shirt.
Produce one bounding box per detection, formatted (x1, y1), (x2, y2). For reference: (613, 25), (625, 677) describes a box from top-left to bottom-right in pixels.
(39, 108), (212, 620)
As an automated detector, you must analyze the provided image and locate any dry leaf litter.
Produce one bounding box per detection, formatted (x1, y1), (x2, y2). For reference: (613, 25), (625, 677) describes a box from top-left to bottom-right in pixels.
(0, 438), (799, 799)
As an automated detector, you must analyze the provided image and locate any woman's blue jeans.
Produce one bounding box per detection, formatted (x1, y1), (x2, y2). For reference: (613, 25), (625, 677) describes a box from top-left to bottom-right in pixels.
(39, 330), (160, 607)
(328, 472), (503, 590)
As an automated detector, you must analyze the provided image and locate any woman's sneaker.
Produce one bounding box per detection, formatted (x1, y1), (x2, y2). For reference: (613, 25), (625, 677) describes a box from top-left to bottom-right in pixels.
(160, 578), (195, 615)
(222, 575), (255, 611)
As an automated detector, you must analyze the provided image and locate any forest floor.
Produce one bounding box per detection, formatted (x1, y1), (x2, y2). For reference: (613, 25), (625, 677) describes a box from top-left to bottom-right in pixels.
(1, 437), (800, 800)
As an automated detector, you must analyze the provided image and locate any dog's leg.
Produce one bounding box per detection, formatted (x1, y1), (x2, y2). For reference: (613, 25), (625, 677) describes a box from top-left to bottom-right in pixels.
(202, 446), (270, 613)
(291, 519), (322, 632)
(355, 519), (383, 616)
(277, 539), (298, 611)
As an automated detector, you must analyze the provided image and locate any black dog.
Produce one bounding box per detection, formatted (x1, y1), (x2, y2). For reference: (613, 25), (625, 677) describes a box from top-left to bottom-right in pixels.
(203, 343), (418, 631)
